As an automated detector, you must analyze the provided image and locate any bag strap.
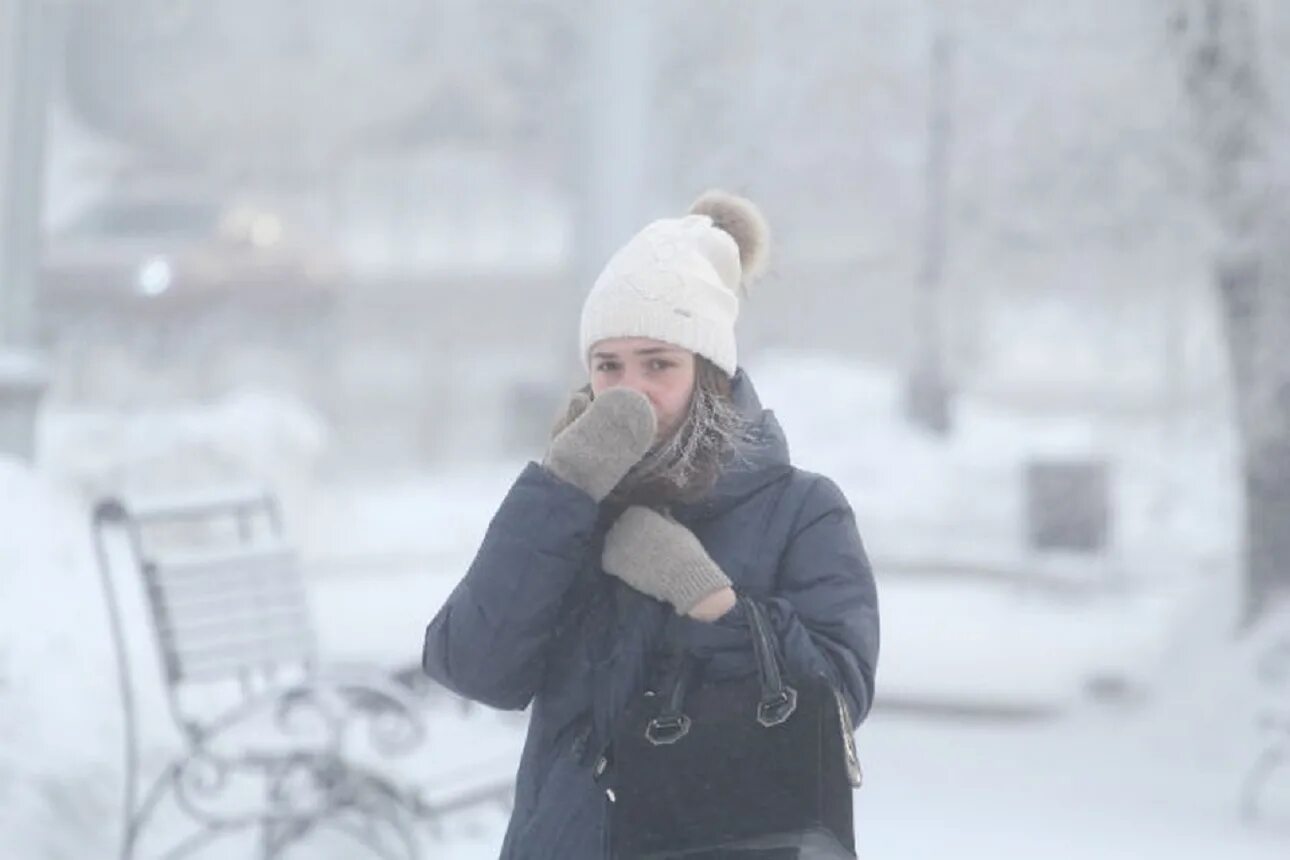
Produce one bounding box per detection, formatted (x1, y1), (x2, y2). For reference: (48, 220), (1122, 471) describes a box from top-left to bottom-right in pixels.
(645, 595), (798, 745)
(745, 596), (798, 727)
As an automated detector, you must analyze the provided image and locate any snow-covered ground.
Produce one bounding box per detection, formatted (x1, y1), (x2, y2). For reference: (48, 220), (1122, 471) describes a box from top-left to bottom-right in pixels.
(5, 353), (1285, 857)
(855, 704), (1290, 859)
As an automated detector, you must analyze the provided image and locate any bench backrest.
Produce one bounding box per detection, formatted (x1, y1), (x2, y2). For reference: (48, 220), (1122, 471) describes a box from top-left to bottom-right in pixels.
(142, 542), (315, 686)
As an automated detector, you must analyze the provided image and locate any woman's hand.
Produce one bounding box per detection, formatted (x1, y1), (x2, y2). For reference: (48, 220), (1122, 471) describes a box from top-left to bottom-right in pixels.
(686, 586), (737, 622)
(543, 387), (656, 501)
(602, 506), (732, 615)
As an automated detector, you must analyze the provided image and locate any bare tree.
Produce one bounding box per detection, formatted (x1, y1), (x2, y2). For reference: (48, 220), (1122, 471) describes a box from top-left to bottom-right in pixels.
(1171, 0), (1290, 621)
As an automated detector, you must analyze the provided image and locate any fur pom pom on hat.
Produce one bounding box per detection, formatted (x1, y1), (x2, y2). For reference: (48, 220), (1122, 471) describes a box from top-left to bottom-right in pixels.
(579, 190), (769, 377)
(688, 189), (770, 282)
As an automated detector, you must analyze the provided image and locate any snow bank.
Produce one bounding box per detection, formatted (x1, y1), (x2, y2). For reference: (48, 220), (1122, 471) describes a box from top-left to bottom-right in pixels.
(37, 386), (330, 539)
(0, 458), (121, 856)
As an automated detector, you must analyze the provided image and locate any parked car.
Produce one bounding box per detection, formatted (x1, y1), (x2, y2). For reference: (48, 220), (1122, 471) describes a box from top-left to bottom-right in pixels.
(37, 184), (347, 406)
(40, 186), (346, 309)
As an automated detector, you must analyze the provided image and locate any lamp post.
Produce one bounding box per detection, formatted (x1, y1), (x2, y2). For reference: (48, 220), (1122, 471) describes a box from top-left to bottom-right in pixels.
(0, 0), (55, 461)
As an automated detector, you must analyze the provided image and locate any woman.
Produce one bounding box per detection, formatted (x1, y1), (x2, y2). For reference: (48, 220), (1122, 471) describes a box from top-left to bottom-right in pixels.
(422, 191), (880, 858)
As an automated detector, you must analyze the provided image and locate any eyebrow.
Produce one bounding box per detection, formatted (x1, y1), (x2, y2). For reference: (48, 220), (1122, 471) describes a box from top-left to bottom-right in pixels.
(591, 347), (684, 359)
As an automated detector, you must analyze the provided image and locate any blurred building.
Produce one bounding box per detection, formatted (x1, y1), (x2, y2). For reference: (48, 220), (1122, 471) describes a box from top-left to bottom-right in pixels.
(35, 0), (1229, 474)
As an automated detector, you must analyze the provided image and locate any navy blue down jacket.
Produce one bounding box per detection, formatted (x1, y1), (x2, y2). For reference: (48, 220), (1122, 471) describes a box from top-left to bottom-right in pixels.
(422, 370), (880, 858)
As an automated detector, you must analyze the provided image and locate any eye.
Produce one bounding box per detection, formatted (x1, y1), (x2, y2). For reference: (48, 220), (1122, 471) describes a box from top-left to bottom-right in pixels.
(595, 360), (621, 373)
(647, 359), (675, 373)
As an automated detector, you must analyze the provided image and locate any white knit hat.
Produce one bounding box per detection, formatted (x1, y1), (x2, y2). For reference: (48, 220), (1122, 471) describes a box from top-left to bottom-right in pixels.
(579, 190), (769, 377)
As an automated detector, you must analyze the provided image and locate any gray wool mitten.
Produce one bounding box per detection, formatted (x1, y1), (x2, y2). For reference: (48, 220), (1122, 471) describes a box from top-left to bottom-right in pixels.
(602, 506), (732, 614)
(543, 387), (657, 502)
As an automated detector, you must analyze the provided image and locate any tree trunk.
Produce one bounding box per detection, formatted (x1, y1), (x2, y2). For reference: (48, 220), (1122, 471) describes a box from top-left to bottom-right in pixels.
(1173, 0), (1290, 622)
(1219, 254), (1290, 618)
(1244, 436), (1290, 616)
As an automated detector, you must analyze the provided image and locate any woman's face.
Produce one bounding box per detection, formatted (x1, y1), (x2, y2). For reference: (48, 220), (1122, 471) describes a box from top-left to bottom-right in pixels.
(589, 337), (697, 440)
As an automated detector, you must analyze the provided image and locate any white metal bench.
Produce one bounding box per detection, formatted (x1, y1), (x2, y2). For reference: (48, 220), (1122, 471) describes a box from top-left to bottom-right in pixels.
(90, 486), (509, 859)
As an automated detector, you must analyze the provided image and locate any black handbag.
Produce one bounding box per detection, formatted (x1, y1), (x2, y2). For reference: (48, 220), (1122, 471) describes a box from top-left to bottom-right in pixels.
(597, 596), (863, 859)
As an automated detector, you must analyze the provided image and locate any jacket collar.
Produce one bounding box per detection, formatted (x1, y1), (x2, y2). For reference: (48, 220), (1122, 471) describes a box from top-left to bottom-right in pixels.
(670, 367), (792, 523)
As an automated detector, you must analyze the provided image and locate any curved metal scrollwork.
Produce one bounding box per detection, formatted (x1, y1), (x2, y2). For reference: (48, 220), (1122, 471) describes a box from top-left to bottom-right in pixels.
(161, 675), (432, 853)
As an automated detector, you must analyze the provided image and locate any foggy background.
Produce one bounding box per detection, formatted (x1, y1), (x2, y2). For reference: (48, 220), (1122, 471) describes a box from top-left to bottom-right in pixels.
(3, 0), (1290, 857)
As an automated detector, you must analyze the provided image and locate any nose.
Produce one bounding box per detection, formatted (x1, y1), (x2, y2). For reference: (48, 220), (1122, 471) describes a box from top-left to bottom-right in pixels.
(613, 369), (657, 406)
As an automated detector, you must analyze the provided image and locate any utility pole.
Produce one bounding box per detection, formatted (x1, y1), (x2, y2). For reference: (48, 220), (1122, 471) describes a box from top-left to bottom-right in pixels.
(0, 0), (55, 461)
(552, 0), (653, 381)
(574, 0), (652, 297)
(905, 5), (955, 436)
